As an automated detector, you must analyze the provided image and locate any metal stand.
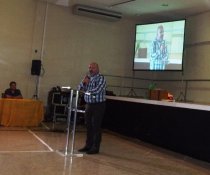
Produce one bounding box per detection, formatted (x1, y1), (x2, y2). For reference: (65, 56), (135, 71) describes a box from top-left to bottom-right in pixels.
(128, 88), (137, 97)
(176, 91), (185, 101)
(57, 89), (83, 157)
(176, 73), (187, 102)
(127, 71), (137, 97)
(33, 75), (39, 100)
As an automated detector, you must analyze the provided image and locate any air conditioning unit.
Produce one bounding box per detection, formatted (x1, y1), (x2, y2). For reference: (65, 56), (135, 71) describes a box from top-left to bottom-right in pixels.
(72, 4), (122, 22)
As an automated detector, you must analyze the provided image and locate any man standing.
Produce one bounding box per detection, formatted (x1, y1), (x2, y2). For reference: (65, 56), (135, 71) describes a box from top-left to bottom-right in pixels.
(78, 62), (106, 154)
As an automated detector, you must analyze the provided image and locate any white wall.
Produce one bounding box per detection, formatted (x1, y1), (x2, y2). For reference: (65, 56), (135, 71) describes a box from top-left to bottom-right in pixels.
(0, 0), (136, 104)
(0, 0), (210, 105)
(35, 2), (136, 104)
(0, 0), (37, 98)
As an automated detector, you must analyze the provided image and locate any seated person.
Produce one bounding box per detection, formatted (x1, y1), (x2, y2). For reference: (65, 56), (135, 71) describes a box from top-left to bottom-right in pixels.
(4, 81), (23, 99)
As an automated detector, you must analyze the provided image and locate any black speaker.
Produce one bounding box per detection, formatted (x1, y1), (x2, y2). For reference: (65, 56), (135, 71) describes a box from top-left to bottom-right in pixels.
(31, 60), (41, 75)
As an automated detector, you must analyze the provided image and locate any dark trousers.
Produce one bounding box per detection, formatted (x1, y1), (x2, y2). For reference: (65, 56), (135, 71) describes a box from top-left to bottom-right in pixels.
(85, 102), (106, 151)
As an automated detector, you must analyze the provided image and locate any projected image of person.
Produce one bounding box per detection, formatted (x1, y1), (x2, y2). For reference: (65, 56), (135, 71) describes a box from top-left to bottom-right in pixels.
(150, 25), (169, 70)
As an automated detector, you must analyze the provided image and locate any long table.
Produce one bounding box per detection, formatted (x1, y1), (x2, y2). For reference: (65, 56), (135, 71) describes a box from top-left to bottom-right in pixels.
(103, 96), (210, 163)
(0, 98), (44, 127)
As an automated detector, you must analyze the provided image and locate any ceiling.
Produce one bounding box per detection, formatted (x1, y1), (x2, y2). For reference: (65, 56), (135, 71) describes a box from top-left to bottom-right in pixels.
(42, 0), (210, 22)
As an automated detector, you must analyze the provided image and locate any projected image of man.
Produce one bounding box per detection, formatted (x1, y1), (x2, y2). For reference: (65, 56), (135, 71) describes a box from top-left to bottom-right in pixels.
(150, 25), (169, 70)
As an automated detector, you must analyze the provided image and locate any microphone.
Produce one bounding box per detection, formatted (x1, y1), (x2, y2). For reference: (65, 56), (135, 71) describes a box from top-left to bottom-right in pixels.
(83, 73), (90, 85)
(85, 72), (91, 79)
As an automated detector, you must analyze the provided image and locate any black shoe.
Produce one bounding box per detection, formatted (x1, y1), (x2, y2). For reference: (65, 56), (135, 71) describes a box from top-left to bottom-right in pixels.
(78, 146), (90, 152)
(86, 148), (99, 154)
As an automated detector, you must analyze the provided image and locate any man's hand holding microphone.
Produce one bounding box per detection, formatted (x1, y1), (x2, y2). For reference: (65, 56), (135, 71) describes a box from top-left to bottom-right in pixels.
(82, 74), (90, 85)
(79, 74), (91, 96)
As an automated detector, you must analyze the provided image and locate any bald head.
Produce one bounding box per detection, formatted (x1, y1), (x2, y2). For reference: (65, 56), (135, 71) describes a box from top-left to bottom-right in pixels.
(156, 25), (164, 40)
(89, 62), (99, 76)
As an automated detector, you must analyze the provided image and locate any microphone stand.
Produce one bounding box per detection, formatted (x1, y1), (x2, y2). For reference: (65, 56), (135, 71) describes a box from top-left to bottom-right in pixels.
(33, 75), (39, 100)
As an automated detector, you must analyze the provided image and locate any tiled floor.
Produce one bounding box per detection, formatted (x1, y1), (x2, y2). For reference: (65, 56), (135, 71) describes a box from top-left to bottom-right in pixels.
(0, 122), (210, 175)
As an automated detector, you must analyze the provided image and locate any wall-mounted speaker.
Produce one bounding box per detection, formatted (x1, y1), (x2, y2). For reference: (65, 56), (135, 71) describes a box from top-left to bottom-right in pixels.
(31, 60), (41, 75)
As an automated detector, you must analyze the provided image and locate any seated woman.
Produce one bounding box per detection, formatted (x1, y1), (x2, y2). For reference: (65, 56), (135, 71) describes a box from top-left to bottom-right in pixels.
(4, 81), (23, 99)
